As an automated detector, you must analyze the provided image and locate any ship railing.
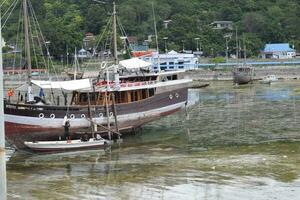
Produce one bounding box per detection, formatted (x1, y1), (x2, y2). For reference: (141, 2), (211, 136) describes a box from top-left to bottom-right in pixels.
(95, 80), (158, 89)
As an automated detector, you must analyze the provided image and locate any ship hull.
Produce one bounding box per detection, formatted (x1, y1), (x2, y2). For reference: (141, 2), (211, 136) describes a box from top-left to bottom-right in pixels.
(233, 72), (252, 85)
(5, 88), (188, 149)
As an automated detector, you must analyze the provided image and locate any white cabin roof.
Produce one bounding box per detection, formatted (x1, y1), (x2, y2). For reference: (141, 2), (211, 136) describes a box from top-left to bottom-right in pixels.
(31, 79), (91, 91)
(119, 58), (152, 70)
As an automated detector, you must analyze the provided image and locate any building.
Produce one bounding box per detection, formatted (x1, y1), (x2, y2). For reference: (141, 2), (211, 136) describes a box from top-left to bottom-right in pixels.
(140, 50), (198, 71)
(260, 43), (296, 59)
(211, 21), (233, 30)
(163, 19), (172, 29)
(83, 33), (95, 49)
(78, 48), (92, 59)
(130, 43), (152, 57)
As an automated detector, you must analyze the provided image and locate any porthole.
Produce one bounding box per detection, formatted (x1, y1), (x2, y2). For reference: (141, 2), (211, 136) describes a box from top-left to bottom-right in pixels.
(109, 112), (114, 117)
(50, 114), (55, 119)
(175, 93), (179, 98)
(81, 114), (86, 118)
(38, 113), (44, 119)
(169, 94), (173, 99)
(70, 114), (75, 119)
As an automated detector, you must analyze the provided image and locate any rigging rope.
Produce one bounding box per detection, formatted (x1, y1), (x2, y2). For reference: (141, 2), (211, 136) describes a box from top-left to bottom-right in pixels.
(28, 0), (48, 77)
(93, 16), (112, 56)
(117, 16), (131, 58)
(28, 0), (58, 80)
(1, 0), (19, 29)
(0, 0), (9, 8)
(13, 4), (22, 73)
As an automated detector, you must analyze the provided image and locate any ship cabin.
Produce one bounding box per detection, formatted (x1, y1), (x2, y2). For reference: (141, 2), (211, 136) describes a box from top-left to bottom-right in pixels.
(71, 88), (156, 106)
(71, 70), (185, 106)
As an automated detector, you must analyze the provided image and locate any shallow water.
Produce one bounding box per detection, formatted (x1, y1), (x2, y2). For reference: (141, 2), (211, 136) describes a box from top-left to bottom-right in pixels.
(6, 81), (300, 200)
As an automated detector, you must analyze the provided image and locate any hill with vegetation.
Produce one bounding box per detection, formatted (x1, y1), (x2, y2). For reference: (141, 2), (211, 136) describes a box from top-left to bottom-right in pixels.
(1, 0), (300, 59)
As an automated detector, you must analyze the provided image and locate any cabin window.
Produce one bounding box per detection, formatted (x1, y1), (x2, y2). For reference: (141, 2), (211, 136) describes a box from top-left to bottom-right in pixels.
(169, 62), (174, 68)
(79, 93), (88, 103)
(149, 88), (155, 97)
(178, 61), (184, 69)
(90, 93), (97, 102)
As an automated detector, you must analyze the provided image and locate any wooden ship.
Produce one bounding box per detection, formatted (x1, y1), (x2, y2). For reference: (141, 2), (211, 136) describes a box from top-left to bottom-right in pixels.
(4, 1), (192, 149)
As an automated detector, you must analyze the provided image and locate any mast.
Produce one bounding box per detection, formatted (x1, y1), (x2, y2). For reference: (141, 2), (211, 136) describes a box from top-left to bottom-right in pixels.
(23, 0), (33, 101)
(152, 2), (160, 72)
(23, 0), (31, 82)
(113, 1), (119, 87)
(0, 11), (7, 200)
(113, 1), (118, 65)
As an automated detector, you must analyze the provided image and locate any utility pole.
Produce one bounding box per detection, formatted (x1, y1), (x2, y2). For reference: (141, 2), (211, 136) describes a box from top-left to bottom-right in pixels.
(243, 33), (247, 63)
(235, 26), (238, 61)
(163, 37), (168, 53)
(195, 38), (200, 51)
(0, 11), (7, 200)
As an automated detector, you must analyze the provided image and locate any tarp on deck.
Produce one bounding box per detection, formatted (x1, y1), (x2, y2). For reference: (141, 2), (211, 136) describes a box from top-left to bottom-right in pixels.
(119, 58), (151, 70)
(31, 79), (91, 91)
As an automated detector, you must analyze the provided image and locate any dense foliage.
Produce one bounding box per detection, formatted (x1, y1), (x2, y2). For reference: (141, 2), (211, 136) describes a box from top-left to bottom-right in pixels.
(1, 0), (300, 59)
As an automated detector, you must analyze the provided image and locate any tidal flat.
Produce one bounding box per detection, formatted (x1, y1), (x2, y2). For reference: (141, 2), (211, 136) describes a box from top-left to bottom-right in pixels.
(6, 80), (300, 200)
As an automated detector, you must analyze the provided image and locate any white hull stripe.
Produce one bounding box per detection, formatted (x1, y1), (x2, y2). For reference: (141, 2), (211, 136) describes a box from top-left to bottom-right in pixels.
(5, 102), (185, 128)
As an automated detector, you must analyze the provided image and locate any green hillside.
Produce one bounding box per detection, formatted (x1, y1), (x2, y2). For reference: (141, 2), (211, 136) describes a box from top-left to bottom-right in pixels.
(1, 0), (300, 58)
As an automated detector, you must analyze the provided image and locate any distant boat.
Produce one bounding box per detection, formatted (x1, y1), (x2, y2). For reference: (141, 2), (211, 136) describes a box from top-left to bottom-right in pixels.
(232, 65), (254, 85)
(259, 75), (278, 84)
(24, 138), (110, 153)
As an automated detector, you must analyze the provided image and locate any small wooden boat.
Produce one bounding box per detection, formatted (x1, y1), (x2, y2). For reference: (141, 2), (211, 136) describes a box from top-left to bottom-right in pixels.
(24, 138), (110, 153)
(259, 75), (278, 84)
(232, 65), (254, 85)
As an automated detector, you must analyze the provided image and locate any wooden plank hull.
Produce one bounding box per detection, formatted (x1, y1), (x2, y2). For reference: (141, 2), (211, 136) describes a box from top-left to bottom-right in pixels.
(5, 88), (188, 149)
(233, 72), (252, 85)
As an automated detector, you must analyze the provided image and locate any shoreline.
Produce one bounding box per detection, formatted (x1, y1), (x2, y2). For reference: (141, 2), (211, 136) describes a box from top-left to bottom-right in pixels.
(184, 65), (300, 81)
(3, 65), (300, 90)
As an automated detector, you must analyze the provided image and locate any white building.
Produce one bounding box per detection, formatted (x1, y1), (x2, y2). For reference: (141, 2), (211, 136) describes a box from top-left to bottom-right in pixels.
(211, 21), (233, 30)
(140, 50), (198, 71)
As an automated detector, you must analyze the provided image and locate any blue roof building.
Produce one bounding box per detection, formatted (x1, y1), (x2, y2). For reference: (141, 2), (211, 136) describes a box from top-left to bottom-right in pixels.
(261, 43), (296, 59)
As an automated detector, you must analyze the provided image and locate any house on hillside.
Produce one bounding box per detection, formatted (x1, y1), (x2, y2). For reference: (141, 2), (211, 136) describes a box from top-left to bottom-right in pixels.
(260, 43), (296, 59)
(211, 21), (233, 30)
(83, 33), (95, 49)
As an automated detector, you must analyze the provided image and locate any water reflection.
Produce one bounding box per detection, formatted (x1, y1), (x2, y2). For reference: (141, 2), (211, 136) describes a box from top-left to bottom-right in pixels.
(6, 81), (300, 200)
